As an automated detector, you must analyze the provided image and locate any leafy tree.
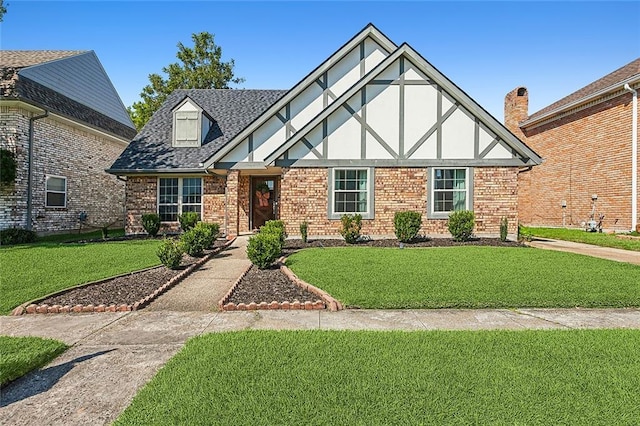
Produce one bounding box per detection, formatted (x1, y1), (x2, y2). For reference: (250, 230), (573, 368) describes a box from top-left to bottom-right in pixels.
(0, 0), (7, 22)
(128, 32), (244, 130)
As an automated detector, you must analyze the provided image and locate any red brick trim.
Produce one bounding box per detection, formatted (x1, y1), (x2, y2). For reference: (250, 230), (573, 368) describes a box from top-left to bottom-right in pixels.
(277, 256), (343, 311)
(13, 238), (236, 315)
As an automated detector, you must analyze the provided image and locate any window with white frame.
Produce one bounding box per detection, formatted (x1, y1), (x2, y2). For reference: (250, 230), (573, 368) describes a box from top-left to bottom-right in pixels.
(158, 177), (202, 222)
(45, 175), (67, 208)
(429, 168), (471, 218)
(329, 168), (374, 219)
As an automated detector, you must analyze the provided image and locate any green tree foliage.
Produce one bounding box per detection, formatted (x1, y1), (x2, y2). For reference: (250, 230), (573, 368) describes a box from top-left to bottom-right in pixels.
(128, 32), (245, 130)
(0, 1), (7, 22)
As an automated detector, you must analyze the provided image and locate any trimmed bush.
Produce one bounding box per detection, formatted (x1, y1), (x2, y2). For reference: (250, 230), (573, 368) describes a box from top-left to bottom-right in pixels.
(260, 220), (287, 245)
(141, 213), (161, 237)
(518, 224), (532, 242)
(0, 228), (37, 245)
(394, 211), (422, 243)
(500, 217), (508, 242)
(448, 210), (475, 242)
(156, 238), (183, 269)
(195, 222), (220, 248)
(247, 232), (282, 269)
(0, 149), (17, 185)
(340, 214), (362, 244)
(181, 227), (209, 257)
(178, 212), (199, 232)
(300, 220), (308, 243)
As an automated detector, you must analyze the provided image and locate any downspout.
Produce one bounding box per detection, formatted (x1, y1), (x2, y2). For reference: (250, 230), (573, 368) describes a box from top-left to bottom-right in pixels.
(624, 83), (637, 232)
(27, 110), (49, 230)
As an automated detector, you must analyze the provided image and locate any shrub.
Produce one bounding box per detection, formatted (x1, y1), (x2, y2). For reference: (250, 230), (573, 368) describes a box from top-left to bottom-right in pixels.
(141, 213), (161, 237)
(156, 238), (183, 269)
(181, 227), (209, 257)
(500, 217), (508, 242)
(394, 211), (422, 243)
(0, 228), (37, 245)
(300, 220), (308, 243)
(261, 220), (287, 245)
(447, 210), (475, 242)
(195, 222), (220, 248)
(518, 224), (532, 242)
(178, 212), (199, 232)
(340, 214), (362, 244)
(247, 232), (282, 269)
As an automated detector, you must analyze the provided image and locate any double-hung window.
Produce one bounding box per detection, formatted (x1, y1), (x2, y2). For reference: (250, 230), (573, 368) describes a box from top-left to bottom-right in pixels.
(45, 175), (67, 208)
(158, 177), (202, 222)
(329, 168), (374, 219)
(428, 168), (472, 218)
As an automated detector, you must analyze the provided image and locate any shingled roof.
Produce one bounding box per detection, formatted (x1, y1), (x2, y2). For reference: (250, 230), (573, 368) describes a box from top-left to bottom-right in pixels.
(108, 89), (287, 172)
(1, 50), (136, 140)
(526, 57), (640, 123)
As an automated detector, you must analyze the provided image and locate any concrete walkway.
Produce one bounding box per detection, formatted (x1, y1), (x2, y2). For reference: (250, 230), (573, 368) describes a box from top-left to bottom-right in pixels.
(528, 237), (640, 265)
(2, 236), (640, 424)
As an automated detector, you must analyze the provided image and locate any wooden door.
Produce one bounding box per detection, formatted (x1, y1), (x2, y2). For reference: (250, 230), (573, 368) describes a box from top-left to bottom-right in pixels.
(251, 177), (279, 230)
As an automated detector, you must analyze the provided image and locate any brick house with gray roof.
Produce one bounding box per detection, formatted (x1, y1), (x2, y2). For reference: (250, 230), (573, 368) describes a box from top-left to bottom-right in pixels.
(110, 25), (541, 238)
(506, 58), (640, 232)
(1, 50), (136, 233)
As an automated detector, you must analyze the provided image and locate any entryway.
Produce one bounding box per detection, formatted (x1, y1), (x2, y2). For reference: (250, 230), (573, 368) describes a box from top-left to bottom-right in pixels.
(251, 176), (280, 229)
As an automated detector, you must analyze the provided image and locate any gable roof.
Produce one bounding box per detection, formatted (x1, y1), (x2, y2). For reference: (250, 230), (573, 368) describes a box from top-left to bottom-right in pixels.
(202, 23), (397, 168)
(1, 50), (136, 139)
(523, 57), (640, 126)
(265, 43), (542, 166)
(108, 89), (286, 173)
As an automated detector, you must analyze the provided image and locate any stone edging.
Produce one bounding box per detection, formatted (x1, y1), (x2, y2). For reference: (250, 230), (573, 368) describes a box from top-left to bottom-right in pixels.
(218, 256), (333, 312)
(12, 238), (236, 316)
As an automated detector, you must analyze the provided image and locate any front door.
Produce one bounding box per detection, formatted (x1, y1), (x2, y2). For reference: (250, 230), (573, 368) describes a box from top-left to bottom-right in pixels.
(251, 177), (279, 230)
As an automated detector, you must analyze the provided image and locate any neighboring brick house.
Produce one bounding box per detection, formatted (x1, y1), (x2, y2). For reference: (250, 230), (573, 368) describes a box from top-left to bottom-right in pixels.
(0, 50), (136, 233)
(109, 25), (541, 238)
(505, 58), (640, 232)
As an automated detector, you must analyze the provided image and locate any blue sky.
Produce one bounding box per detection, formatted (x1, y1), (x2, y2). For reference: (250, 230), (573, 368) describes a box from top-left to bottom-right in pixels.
(1, 1), (639, 121)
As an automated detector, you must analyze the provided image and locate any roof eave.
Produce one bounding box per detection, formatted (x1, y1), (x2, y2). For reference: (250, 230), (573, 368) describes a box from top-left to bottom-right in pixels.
(521, 75), (640, 129)
(105, 168), (206, 176)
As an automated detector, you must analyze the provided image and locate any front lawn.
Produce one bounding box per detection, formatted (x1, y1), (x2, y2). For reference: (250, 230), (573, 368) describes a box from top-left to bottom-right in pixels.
(115, 330), (640, 425)
(287, 247), (640, 309)
(524, 226), (640, 251)
(0, 240), (162, 314)
(0, 336), (67, 386)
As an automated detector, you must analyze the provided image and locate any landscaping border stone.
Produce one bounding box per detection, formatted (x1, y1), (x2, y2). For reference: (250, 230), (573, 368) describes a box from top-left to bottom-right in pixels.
(12, 238), (236, 316)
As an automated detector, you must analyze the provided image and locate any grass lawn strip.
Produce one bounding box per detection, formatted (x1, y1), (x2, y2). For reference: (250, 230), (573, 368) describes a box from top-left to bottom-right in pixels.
(0, 336), (67, 386)
(286, 247), (640, 309)
(115, 330), (640, 425)
(0, 240), (162, 314)
(525, 226), (640, 251)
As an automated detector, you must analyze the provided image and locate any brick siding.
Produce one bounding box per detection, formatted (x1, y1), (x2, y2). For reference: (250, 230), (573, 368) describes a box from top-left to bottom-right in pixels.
(0, 105), (127, 233)
(506, 90), (639, 231)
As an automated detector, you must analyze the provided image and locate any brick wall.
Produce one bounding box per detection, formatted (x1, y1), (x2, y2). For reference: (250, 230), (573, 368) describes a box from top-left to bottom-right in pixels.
(279, 167), (518, 237)
(125, 175), (225, 234)
(507, 92), (638, 231)
(0, 105), (127, 233)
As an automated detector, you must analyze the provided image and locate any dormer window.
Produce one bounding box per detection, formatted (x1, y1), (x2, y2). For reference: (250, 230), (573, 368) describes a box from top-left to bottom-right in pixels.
(172, 97), (210, 147)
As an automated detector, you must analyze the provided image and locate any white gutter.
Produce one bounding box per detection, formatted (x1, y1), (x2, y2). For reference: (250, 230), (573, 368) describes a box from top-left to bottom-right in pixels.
(522, 75), (640, 128)
(624, 83), (638, 232)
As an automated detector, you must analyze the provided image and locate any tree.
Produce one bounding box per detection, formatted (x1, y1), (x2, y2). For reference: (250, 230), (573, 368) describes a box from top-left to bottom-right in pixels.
(0, 0), (7, 22)
(128, 32), (244, 130)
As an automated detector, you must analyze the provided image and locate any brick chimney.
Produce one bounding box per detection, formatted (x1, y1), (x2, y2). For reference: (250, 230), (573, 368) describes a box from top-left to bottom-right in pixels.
(504, 87), (528, 140)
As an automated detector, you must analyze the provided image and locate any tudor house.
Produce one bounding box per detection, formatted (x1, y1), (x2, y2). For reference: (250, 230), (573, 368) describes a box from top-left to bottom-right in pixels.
(1, 50), (136, 233)
(506, 58), (639, 232)
(109, 25), (541, 238)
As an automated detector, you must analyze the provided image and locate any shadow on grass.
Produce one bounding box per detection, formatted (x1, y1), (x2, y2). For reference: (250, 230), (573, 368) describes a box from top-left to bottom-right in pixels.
(0, 349), (116, 407)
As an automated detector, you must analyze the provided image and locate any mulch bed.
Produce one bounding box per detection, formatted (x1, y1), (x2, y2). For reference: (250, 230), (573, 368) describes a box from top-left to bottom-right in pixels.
(36, 239), (228, 309)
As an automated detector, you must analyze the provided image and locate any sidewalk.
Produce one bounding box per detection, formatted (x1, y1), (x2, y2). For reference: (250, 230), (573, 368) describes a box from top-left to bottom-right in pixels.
(2, 236), (640, 424)
(528, 238), (640, 265)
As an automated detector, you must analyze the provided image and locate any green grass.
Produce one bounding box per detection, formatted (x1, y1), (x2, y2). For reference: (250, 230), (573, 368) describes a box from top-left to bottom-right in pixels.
(287, 247), (640, 309)
(115, 330), (640, 425)
(0, 336), (67, 386)
(524, 226), (640, 251)
(37, 228), (126, 244)
(0, 239), (162, 314)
